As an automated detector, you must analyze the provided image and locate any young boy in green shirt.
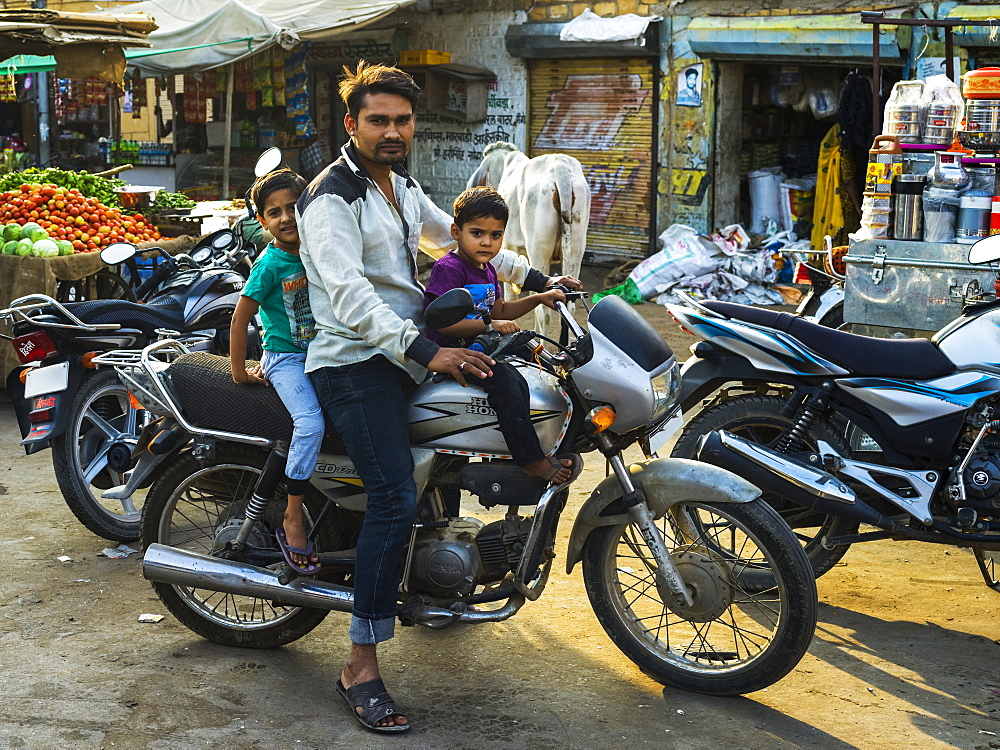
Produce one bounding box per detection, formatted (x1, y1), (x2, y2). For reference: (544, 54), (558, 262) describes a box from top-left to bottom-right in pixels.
(230, 168), (322, 575)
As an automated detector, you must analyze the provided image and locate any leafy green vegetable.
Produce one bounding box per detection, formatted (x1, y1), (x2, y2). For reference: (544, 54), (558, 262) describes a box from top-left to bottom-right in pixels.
(31, 239), (59, 258)
(154, 191), (196, 211)
(0, 168), (126, 206)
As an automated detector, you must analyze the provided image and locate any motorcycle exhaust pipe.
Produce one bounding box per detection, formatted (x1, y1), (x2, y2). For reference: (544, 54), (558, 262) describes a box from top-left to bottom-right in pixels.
(696, 430), (893, 529)
(142, 543), (355, 612)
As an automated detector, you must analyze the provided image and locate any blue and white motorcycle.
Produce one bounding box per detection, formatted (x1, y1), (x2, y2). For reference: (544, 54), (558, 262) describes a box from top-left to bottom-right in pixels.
(669, 237), (1000, 594)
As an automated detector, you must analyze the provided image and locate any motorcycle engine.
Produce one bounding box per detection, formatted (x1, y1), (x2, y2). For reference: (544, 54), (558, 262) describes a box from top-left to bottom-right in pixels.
(408, 517), (533, 598)
(961, 453), (1000, 513)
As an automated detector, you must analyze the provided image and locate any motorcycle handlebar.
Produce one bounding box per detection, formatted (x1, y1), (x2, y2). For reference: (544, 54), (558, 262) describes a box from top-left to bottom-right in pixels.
(135, 259), (175, 299)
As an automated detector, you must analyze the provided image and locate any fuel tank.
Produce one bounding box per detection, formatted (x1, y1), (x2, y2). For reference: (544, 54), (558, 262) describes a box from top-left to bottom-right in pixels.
(152, 268), (243, 331)
(935, 305), (1000, 372)
(408, 362), (572, 457)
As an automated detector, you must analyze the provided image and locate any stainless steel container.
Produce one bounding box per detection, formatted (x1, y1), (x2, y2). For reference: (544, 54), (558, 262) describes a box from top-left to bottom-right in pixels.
(891, 174), (925, 240)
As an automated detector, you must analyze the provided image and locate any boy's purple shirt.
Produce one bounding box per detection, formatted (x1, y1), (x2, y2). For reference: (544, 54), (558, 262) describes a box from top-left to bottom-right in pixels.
(423, 250), (502, 346)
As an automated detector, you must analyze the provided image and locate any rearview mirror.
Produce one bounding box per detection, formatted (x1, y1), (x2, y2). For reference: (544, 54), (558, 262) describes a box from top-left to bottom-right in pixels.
(101, 242), (137, 265)
(969, 235), (1000, 265)
(424, 288), (476, 330)
(254, 147), (282, 177)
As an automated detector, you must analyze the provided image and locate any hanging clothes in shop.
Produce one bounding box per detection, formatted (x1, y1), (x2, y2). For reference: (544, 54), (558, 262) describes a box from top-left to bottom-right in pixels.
(811, 123), (860, 249)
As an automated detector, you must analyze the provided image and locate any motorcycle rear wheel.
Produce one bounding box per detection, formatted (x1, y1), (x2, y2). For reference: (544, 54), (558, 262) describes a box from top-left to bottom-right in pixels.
(142, 444), (348, 648)
(581, 499), (817, 696)
(52, 368), (146, 541)
(672, 394), (858, 578)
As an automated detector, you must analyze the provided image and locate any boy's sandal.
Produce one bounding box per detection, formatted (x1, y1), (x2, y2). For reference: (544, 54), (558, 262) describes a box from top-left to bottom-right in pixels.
(275, 528), (321, 576)
(336, 678), (411, 733)
(540, 453), (583, 485)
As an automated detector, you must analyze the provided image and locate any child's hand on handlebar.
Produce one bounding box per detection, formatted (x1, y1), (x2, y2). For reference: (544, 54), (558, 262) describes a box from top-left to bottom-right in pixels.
(537, 289), (567, 309)
(492, 320), (520, 334)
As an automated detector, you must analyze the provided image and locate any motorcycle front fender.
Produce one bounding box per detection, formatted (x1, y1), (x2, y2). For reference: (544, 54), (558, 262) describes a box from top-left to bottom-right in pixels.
(565, 457), (760, 574)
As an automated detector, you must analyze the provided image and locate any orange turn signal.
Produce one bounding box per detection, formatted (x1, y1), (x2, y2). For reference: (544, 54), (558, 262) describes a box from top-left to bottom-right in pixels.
(18, 367), (30, 384)
(587, 406), (616, 433)
(128, 391), (145, 411)
(81, 351), (99, 369)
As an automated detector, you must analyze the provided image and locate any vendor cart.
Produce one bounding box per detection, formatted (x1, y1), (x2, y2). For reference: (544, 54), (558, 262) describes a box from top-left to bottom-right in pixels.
(838, 12), (1000, 338)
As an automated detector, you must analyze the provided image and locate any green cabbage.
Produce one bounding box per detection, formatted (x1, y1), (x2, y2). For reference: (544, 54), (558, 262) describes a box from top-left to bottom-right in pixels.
(31, 239), (59, 258)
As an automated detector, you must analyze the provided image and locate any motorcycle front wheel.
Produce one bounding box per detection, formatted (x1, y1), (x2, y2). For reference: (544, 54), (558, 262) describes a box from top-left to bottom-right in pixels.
(581, 499), (818, 696)
(52, 368), (146, 541)
(141, 444), (348, 649)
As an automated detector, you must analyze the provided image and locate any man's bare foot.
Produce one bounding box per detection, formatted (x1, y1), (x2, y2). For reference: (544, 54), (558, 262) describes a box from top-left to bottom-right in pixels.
(282, 508), (318, 567)
(523, 456), (573, 484)
(341, 652), (408, 728)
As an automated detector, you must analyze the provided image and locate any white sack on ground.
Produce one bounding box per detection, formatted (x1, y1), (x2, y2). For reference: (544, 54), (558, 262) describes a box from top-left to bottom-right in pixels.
(628, 224), (724, 298)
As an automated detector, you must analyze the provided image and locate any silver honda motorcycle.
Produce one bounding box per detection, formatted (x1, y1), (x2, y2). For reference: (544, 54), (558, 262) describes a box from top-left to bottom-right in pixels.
(96, 289), (817, 696)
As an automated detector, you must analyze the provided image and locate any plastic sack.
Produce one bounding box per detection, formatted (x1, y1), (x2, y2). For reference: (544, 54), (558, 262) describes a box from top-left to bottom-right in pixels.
(920, 74), (964, 145)
(593, 278), (644, 305)
(709, 224), (751, 256)
(883, 81), (925, 142)
(628, 224), (723, 298)
(809, 89), (838, 119)
(923, 185), (963, 242)
(779, 177), (817, 234)
(748, 167), (786, 234)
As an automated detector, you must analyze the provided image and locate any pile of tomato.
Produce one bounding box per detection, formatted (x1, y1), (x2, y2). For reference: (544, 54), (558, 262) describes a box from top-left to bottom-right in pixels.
(0, 182), (160, 252)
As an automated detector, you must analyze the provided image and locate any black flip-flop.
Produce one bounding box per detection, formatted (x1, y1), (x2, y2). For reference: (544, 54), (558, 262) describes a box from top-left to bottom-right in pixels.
(275, 528), (321, 576)
(336, 678), (411, 734)
(540, 453), (583, 486)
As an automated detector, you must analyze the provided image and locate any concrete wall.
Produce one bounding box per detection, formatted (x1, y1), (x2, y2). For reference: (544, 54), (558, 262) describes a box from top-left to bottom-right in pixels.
(390, 0), (530, 213)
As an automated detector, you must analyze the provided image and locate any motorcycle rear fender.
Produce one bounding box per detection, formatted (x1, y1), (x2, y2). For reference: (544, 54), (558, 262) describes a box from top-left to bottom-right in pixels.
(5, 359), (86, 453)
(679, 352), (805, 412)
(565, 457), (761, 573)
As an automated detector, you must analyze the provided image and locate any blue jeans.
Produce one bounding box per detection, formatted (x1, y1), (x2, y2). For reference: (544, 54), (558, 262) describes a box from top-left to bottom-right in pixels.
(260, 351), (324, 482)
(310, 356), (418, 645)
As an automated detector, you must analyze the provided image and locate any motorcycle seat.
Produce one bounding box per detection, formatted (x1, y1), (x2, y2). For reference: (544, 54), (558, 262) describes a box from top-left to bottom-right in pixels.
(58, 298), (186, 336)
(165, 352), (346, 454)
(701, 300), (956, 380)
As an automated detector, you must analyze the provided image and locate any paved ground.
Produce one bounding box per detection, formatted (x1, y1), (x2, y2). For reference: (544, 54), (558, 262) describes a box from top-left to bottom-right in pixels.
(1, 277), (999, 749)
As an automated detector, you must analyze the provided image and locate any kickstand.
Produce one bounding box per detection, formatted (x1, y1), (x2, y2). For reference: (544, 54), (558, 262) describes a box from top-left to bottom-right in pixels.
(973, 547), (1000, 593)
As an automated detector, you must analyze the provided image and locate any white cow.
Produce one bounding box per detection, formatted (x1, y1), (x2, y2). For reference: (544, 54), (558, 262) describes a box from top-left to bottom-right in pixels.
(468, 142), (591, 338)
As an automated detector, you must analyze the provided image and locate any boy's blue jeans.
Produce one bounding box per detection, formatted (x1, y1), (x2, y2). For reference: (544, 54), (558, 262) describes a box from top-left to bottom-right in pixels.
(310, 356), (418, 646)
(260, 351), (324, 481)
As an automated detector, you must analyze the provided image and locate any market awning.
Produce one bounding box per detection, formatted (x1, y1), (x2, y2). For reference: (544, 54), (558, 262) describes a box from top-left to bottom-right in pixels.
(118, 0), (418, 74)
(0, 8), (155, 83)
(0, 37), (263, 76)
(688, 13), (903, 64)
(947, 6), (1000, 47)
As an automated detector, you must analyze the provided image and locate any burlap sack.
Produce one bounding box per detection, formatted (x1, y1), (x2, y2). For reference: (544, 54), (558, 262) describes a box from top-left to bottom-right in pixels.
(1, 236), (198, 379)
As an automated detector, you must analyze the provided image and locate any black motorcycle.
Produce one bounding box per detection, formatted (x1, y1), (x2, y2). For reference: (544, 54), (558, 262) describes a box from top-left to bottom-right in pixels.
(2, 237), (256, 541)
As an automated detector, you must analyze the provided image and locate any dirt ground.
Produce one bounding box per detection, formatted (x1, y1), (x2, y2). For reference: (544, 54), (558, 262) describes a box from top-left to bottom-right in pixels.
(1, 267), (999, 749)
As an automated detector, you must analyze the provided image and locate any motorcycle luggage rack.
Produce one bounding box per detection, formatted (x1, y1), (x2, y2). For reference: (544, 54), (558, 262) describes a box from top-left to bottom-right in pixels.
(0, 293), (121, 331)
(111, 339), (273, 449)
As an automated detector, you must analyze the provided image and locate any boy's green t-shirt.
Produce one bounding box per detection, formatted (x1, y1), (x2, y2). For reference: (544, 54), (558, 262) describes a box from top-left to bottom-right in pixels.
(241, 243), (316, 353)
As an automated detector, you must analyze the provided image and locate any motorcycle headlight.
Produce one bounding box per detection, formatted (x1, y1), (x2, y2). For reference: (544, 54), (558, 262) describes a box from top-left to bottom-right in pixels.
(650, 363), (680, 421)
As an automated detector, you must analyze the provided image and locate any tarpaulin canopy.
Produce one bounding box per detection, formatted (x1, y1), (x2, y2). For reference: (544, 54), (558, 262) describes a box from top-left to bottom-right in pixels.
(119, 0), (417, 74)
(0, 8), (154, 83)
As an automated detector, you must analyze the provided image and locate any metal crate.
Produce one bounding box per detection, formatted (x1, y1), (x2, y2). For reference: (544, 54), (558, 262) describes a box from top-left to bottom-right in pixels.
(844, 238), (996, 336)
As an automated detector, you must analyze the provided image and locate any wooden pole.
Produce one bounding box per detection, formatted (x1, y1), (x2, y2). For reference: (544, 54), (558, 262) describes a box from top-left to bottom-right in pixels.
(222, 63), (235, 199)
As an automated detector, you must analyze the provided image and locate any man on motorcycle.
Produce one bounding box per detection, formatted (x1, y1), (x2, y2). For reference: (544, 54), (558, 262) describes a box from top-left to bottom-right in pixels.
(296, 61), (580, 733)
